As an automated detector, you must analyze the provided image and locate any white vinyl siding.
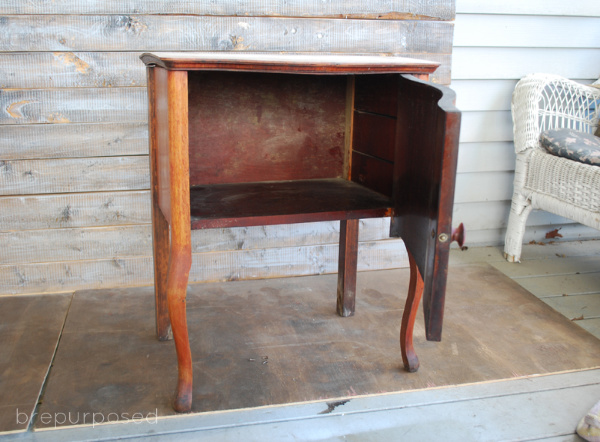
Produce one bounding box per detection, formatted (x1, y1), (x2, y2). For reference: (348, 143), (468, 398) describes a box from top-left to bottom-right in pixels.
(451, 0), (600, 245)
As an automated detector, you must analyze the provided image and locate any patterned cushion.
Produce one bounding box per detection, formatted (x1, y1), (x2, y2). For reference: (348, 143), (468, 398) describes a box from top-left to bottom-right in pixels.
(539, 128), (600, 166)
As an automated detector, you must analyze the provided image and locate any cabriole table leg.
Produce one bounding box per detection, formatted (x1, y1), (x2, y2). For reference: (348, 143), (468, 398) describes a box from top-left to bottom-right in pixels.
(167, 245), (192, 412)
(400, 250), (425, 372)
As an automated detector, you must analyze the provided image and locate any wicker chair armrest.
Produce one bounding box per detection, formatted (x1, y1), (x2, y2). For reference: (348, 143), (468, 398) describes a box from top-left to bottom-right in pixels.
(511, 73), (600, 154)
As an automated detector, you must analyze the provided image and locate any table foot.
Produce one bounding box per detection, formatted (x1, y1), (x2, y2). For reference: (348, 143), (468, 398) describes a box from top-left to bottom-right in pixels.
(400, 250), (424, 372)
(173, 381), (193, 413)
(167, 246), (193, 412)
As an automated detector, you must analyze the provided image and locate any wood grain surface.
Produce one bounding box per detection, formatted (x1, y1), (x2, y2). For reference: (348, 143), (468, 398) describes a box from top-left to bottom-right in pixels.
(189, 179), (392, 229)
(0, 293), (72, 433)
(2, 1), (456, 19)
(1, 1), (455, 295)
(32, 264), (600, 424)
(186, 72), (346, 186)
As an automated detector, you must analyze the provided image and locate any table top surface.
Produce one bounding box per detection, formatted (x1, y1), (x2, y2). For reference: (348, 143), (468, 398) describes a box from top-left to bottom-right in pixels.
(140, 52), (439, 74)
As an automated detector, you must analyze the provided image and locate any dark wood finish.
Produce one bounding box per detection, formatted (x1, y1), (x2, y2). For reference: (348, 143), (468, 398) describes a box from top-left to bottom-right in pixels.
(343, 76), (356, 180)
(352, 112), (396, 163)
(187, 72), (346, 186)
(337, 219), (360, 317)
(401, 251), (425, 372)
(354, 74), (398, 116)
(165, 70), (193, 413)
(146, 67), (170, 340)
(350, 152), (394, 197)
(350, 74), (400, 197)
(142, 52), (460, 412)
(140, 53), (439, 75)
(189, 179), (392, 229)
(452, 223), (466, 248)
(390, 74), (461, 342)
(155, 67), (171, 224)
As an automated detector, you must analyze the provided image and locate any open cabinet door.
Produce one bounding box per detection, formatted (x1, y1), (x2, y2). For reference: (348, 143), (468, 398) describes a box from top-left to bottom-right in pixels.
(390, 74), (461, 342)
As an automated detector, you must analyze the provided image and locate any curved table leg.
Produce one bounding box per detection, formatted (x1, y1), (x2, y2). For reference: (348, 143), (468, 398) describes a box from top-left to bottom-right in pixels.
(164, 69), (193, 412)
(400, 250), (424, 372)
(167, 245), (193, 412)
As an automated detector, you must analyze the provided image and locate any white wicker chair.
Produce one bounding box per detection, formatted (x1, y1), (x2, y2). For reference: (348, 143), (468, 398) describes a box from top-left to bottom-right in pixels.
(504, 73), (600, 262)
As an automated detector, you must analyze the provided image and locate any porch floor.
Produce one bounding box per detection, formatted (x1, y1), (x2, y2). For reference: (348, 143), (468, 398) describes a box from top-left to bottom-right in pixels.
(1, 240), (600, 441)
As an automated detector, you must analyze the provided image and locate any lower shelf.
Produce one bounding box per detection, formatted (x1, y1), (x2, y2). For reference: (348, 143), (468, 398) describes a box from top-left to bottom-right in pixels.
(189, 178), (393, 229)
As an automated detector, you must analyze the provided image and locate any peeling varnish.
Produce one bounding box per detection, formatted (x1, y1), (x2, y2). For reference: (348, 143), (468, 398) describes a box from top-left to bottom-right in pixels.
(6, 100), (33, 119)
(53, 52), (91, 74)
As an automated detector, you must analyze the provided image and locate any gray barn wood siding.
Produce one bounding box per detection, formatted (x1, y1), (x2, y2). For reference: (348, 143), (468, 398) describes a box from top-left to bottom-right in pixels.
(0, 1), (455, 295)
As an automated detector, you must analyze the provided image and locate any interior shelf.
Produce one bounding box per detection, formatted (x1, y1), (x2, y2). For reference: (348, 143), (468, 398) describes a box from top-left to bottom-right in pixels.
(189, 178), (393, 229)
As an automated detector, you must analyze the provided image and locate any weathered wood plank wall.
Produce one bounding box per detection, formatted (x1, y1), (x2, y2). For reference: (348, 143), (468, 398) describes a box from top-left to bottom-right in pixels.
(451, 0), (600, 245)
(0, 1), (456, 295)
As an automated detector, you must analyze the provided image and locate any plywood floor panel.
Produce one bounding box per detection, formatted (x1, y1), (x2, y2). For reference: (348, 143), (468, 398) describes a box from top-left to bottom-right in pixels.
(33, 264), (600, 429)
(0, 294), (71, 433)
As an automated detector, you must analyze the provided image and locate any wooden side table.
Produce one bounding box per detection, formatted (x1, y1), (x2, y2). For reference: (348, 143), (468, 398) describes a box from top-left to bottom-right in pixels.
(141, 52), (462, 412)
